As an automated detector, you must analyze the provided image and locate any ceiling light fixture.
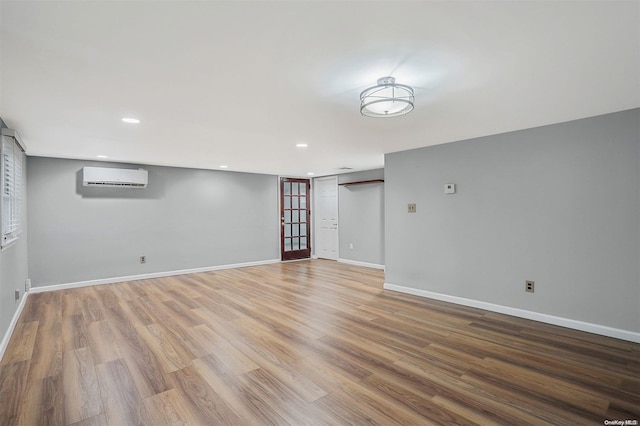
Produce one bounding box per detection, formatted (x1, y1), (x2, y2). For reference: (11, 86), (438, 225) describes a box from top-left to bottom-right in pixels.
(122, 117), (140, 124)
(296, 143), (308, 148)
(96, 155), (108, 158)
(219, 165), (228, 169)
(360, 76), (414, 118)
(307, 172), (314, 176)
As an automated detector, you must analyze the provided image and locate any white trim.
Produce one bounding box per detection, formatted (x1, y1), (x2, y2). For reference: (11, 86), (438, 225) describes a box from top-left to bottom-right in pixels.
(383, 283), (640, 343)
(30, 259), (281, 294)
(338, 258), (385, 270)
(313, 176), (339, 261)
(0, 290), (29, 361)
(0, 128), (26, 152)
(280, 258), (312, 263)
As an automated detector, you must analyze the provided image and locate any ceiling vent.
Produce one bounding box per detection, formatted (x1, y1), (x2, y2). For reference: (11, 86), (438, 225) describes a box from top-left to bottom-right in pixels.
(82, 167), (148, 188)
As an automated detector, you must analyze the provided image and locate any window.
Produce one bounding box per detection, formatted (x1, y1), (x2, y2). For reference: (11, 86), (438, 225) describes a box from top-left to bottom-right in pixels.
(1, 131), (25, 248)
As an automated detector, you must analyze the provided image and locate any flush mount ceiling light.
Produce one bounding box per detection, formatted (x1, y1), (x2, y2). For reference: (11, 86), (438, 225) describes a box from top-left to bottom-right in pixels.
(121, 117), (140, 124)
(360, 76), (414, 118)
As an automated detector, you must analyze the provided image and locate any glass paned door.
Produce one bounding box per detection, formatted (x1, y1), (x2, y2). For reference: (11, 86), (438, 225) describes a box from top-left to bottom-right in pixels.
(281, 178), (311, 260)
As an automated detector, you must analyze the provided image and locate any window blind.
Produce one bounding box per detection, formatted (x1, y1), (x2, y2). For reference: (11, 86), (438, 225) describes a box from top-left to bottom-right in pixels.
(1, 134), (25, 248)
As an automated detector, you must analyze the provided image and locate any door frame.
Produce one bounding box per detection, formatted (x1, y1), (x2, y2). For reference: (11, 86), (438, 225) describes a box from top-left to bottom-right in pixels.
(279, 177), (311, 261)
(313, 176), (339, 260)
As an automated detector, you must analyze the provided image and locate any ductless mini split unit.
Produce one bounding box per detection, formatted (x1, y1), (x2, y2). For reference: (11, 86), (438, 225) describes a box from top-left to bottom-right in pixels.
(82, 166), (148, 188)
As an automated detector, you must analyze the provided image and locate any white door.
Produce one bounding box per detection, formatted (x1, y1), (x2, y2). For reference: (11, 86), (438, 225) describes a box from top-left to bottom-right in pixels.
(314, 176), (338, 260)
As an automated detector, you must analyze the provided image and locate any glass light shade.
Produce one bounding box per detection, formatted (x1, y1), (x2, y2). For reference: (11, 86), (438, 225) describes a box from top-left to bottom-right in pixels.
(360, 77), (414, 118)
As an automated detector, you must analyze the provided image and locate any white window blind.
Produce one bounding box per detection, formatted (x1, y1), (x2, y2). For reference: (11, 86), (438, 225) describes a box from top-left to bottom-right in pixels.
(2, 133), (25, 248)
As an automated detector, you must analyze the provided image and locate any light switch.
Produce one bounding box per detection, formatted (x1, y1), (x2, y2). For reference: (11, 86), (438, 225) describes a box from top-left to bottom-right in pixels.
(444, 183), (456, 194)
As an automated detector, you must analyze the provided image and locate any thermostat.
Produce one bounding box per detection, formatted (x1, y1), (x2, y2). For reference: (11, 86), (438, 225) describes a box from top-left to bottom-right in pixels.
(444, 183), (456, 194)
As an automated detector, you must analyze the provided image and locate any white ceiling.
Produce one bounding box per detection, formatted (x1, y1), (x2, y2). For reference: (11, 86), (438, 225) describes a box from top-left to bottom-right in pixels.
(1, 1), (638, 177)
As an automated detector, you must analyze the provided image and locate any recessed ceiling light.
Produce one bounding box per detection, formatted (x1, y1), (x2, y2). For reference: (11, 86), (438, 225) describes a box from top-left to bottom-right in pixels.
(307, 172), (314, 176)
(219, 165), (228, 169)
(122, 117), (140, 124)
(296, 143), (308, 148)
(96, 155), (108, 158)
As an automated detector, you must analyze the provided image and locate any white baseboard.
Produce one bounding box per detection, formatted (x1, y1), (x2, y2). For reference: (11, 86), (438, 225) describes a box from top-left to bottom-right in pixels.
(29, 258), (281, 294)
(0, 290), (29, 361)
(338, 258), (385, 270)
(384, 283), (640, 343)
(280, 258), (314, 263)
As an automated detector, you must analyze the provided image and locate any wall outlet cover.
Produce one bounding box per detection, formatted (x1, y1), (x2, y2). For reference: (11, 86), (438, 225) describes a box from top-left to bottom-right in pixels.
(445, 183), (456, 194)
(408, 203), (417, 213)
(526, 280), (535, 293)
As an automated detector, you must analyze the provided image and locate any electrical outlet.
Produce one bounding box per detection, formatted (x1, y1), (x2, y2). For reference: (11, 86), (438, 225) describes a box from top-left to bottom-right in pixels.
(526, 280), (535, 293)
(140, 256), (146, 264)
(349, 243), (354, 250)
(15, 289), (20, 301)
(25, 278), (31, 292)
(408, 203), (417, 213)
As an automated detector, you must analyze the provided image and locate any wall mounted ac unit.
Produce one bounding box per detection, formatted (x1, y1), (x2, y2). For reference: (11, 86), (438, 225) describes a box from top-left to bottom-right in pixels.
(82, 167), (148, 188)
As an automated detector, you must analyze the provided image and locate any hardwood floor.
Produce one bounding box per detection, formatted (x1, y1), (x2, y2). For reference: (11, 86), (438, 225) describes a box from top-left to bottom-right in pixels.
(1, 260), (638, 425)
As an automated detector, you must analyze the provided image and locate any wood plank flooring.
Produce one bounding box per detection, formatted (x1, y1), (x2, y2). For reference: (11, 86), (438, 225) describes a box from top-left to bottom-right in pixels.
(1, 260), (638, 425)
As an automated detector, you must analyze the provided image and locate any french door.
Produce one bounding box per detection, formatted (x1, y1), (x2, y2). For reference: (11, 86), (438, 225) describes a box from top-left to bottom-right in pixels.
(280, 178), (311, 260)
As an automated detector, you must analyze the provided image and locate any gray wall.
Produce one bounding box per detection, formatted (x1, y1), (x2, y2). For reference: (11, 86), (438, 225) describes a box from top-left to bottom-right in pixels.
(338, 169), (384, 266)
(0, 121), (29, 343)
(385, 109), (640, 332)
(28, 157), (279, 287)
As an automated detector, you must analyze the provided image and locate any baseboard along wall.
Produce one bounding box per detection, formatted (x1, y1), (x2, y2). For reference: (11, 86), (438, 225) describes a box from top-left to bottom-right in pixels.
(0, 290), (29, 361)
(29, 258), (281, 294)
(384, 283), (640, 343)
(337, 258), (385, 270)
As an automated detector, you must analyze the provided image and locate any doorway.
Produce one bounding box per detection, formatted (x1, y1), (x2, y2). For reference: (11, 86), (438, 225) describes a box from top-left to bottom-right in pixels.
(314, 176), (338, 260)
(280, 178), (311, 261)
